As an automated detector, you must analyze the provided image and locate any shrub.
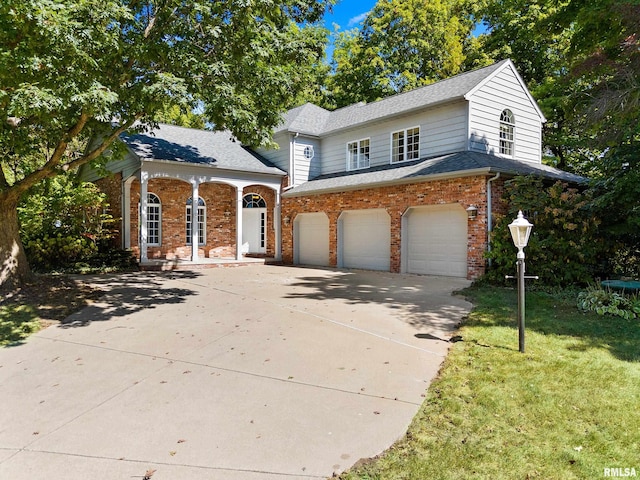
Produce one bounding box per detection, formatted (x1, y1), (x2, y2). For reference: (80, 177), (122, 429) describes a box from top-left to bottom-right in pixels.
(484, 176), (606, 287)
(19, 174), (137, 274)
(577, 286), (640, 320)
(25, 235), (98, 272)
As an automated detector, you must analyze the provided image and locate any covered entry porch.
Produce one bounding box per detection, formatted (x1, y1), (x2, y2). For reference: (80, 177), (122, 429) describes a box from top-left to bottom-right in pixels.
(125, 160), (284, 265)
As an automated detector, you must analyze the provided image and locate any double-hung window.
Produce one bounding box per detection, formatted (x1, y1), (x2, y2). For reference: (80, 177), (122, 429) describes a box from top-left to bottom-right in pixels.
(347, 138), (370, 170)
(499, 109), (515, 156)
(186, 197), (206, 246)
(391, 127), (420, 163)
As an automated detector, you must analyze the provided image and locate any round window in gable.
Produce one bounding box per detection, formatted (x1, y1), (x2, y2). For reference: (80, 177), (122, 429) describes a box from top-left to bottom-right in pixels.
(303, 145), (314, 160)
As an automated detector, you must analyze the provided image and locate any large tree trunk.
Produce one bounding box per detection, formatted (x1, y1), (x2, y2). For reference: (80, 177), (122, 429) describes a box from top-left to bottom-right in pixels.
(0, 195), (32, 290)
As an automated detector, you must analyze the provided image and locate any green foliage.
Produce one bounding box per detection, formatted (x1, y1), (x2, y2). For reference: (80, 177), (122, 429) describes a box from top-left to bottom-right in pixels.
(577, 286), (640, 320)
(588, 145), (640, 277)
(25, 235), (98, 272)
(485, 176), (604, 287)
(18, 175), (136, 273)
(476, 0), (639, 167)
(153, 104), (206, 130)
(326, 0), (478, 107)
(1, 0), (334, 287)
(18, 175), (114, 245)
(0, 304), (40, 346)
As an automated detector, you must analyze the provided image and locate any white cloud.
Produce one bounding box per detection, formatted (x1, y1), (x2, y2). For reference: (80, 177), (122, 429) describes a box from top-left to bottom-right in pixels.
(347, 11), (369, 27)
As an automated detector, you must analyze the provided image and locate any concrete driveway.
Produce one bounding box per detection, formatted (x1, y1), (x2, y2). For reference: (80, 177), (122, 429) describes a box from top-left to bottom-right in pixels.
(0, 265), (471, 480)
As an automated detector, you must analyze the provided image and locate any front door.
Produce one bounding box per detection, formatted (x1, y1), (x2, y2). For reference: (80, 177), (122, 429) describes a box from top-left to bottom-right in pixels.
(242, 208), (266, 254)
(242, 193), (267, 254)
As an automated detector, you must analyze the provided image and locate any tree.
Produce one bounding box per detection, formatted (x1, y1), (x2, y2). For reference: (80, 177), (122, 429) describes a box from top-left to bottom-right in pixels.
(0, 0), (333, 289)
(326, 0), (477, 107)
(485, 176), (605, 287)
(477, 0), (640, 277)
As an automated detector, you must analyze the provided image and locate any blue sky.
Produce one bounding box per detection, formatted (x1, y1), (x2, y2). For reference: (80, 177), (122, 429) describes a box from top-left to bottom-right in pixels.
(324, 0), (377, 31)
(322, 0), (378, 59)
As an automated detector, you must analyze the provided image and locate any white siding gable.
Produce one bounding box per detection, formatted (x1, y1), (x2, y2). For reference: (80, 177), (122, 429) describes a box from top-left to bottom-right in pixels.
(256, 132), (290, 172)
(257, 134), (321, 186)
(466, 62), (544, 163)
(292, 136), (321, 185)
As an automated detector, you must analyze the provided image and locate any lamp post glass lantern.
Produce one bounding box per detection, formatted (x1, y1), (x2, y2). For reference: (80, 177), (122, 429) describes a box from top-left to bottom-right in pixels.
(509, 210), (533, 259)
(508, 210), (533, 353)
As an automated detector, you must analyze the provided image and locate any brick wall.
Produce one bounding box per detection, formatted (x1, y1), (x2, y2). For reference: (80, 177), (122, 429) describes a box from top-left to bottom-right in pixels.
(95, 171), (505, 279)
(281, 175), (491, 280)
(128, 179), (276, 259)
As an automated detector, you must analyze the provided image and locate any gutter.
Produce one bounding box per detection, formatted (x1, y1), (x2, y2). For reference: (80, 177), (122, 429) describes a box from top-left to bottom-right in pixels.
(282, 167), (494, 198)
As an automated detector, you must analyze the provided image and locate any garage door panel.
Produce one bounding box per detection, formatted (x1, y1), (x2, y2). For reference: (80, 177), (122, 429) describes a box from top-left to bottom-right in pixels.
(406, 205), (467, 277)
(295, 213), (329, 266)
(341, 210), (390, 271)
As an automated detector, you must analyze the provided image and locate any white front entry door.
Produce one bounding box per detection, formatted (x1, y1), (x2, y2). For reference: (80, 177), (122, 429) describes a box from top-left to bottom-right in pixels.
(242, 208), (266, 254)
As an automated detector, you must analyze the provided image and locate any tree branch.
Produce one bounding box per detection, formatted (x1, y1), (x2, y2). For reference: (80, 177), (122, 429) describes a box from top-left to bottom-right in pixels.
(63, 117), (139, 172)
(10, 112), (90, 197)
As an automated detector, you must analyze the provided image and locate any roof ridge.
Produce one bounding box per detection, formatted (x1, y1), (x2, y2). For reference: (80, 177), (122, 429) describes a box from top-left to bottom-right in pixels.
(330, 59), (509, 113)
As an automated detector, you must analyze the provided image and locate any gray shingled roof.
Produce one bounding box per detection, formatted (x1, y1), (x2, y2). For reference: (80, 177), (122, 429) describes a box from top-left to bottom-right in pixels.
(276, 60), (509, 137)
(283, 151), (587, 197)
(279, 103), (332, 137)
(122, 124), (285, 176)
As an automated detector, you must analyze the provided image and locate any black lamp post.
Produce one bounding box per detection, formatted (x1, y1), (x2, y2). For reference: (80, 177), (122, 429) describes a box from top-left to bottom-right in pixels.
(508, 210), (533, 353)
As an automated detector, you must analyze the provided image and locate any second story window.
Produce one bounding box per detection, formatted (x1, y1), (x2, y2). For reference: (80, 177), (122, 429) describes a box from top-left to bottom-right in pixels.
(391, 127), (420, 163)
(347, 138), (370, 170)
(500, 109), (515, 156)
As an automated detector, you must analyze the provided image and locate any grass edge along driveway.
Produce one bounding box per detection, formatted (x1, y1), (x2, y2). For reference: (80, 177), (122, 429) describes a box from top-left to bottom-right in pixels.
(337, 286), (640, 480)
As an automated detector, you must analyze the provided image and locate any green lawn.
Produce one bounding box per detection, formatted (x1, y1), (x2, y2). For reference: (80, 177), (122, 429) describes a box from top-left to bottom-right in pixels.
(0, 304), (41, 346)
(338, 286), (640, 480)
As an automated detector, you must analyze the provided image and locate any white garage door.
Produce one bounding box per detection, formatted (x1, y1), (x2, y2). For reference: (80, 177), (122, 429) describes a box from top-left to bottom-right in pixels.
(294, 212), (330, 266)
(405, 204), (468, 277)
(340, 209), (390, 271)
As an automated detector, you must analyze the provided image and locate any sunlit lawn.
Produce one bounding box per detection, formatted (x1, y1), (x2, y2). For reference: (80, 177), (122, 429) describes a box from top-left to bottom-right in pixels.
(0, 304), (41, 346)
(338, 286), (640, 479)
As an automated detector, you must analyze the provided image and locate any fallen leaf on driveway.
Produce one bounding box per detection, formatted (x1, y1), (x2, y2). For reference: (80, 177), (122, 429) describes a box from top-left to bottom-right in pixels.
(142, 468), (156, 479)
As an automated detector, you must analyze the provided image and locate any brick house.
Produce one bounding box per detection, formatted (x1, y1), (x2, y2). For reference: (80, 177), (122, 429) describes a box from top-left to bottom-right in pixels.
(84, 59), (583, 279)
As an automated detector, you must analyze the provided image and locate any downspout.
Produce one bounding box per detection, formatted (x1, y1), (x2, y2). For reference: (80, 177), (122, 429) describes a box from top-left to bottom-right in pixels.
(487, 172), (501, 266)
(288, 132), (299, 188)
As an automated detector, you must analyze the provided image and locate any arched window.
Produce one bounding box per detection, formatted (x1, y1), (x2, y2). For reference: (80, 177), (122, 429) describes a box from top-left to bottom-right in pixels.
(499, 109), (515, 156)
(186, 197), (206, 245)
(242, 193), (266, 208)
(146, 193), (161, 246)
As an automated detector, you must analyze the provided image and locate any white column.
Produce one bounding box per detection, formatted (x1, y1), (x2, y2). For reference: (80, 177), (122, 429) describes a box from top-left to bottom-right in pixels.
(191, 181), (199, 262)
(235, 187), (244, 260)
(274, 189), (282, 261)
(140, 174), (148, 262)
(123, 177), (134, 249)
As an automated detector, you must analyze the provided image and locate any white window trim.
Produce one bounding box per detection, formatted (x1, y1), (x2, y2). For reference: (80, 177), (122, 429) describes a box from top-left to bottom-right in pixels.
(346, 138), (371, 171)
(303, 145), (314, 160)
(146, 192), (161, 247)
(390, 126), (420, 164)
(186, 197), (206, 246)
(499, 109), (515, 158)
